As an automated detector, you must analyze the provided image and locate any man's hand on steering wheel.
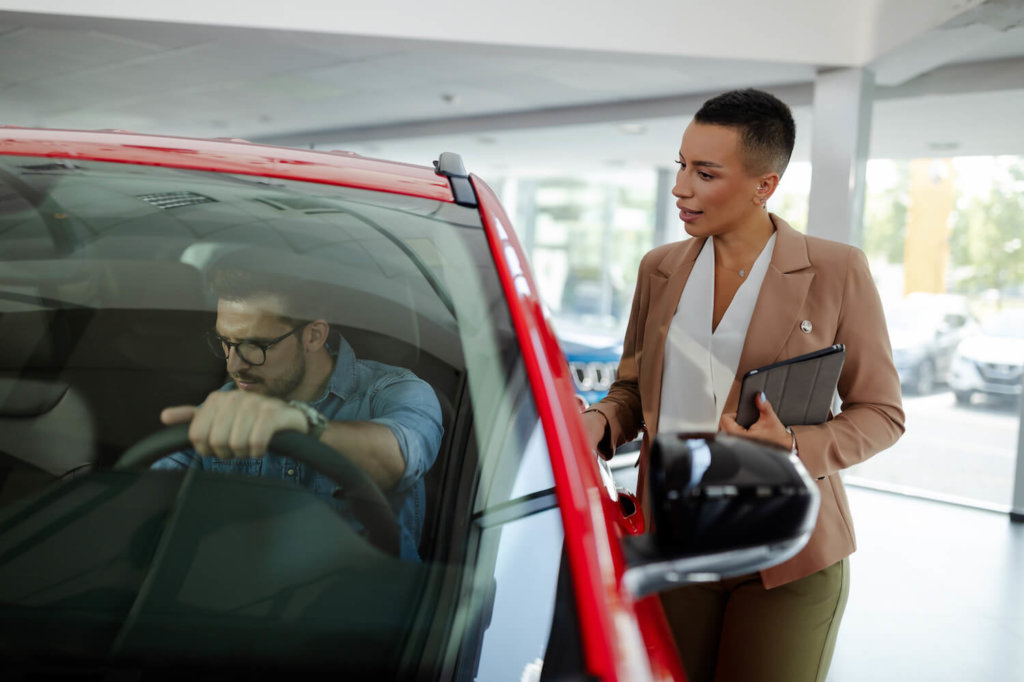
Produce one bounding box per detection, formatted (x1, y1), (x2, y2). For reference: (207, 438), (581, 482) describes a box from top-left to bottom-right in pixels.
(161, 391), (311, 460)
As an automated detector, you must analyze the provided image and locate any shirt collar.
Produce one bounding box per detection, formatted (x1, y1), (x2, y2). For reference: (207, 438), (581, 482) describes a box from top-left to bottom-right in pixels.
(313, 334), (358, 405)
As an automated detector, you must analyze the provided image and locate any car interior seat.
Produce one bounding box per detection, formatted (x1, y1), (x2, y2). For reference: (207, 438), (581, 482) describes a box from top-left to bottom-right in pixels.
(0, 259), (225, 503)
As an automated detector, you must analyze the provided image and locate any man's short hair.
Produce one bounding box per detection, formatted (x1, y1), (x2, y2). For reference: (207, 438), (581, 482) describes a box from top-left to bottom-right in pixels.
(208, 265), (320, 324)
(694, 88), (796, 177)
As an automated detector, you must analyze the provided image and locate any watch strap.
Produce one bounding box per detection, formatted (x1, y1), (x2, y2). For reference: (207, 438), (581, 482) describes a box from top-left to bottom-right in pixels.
(288, 400), (328, 440)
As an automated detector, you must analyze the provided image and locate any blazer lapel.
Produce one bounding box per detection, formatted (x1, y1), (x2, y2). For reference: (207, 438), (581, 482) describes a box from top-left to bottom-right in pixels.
(640, 238), (705, 437)
(727, 217), (814, 410)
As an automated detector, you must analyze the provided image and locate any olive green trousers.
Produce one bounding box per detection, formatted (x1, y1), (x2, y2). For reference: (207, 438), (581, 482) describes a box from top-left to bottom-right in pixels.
(660, 558), (850, 682)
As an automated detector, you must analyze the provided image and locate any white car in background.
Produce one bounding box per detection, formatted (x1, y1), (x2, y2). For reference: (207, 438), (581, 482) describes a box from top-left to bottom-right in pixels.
(950, 308), (1024, 405)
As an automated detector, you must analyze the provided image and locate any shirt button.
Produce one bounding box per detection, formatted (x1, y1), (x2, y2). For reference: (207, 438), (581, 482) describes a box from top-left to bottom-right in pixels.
(286, 468), (296, 477)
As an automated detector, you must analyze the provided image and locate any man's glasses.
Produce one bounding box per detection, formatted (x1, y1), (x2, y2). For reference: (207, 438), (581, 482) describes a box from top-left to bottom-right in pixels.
(206, 323), (308, 366)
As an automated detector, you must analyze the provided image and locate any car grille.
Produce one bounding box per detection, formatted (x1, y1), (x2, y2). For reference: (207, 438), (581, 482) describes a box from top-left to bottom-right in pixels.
(570, 361), (618, 392)
(975, 361), (1023, 385)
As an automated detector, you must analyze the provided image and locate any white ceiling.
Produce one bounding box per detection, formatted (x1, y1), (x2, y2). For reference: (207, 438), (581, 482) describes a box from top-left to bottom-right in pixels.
(0, 1), (1022, 178)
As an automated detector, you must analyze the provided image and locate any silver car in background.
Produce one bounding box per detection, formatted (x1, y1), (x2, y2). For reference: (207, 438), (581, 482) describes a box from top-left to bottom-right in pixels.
(950, 308), (1024, 405)
(886, 293), (978, 395)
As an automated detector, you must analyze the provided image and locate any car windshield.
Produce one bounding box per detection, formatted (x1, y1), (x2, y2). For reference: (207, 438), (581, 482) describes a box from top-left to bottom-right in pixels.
(0, 156), (563, 678)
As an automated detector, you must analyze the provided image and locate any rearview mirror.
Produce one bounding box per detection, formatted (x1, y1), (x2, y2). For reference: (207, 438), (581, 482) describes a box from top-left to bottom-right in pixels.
(621, 432), (819, 598)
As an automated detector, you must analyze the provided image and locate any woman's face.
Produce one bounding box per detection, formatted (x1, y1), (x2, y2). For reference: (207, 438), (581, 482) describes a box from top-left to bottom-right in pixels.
(672, 121), (767, 238)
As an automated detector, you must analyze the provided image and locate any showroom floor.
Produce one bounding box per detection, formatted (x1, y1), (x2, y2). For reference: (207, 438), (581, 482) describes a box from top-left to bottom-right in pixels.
(829, 486), (1024, 682)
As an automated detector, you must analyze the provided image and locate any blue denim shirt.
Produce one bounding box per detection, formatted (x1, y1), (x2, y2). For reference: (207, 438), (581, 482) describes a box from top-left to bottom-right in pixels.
(153, 337), (443, 561)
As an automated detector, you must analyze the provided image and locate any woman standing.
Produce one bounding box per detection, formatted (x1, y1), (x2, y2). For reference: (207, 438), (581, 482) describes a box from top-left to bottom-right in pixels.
(580, 89), (905, 682)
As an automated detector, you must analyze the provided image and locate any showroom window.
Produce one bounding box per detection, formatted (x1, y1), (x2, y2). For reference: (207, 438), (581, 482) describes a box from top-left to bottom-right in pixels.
(848, 155), (1024, 512)
(499, 173), (657, 342)
(497, 163), (814, 335)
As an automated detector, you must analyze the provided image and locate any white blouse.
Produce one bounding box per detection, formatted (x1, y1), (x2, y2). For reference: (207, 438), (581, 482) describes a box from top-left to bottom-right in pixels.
(658, 232), (777, 432)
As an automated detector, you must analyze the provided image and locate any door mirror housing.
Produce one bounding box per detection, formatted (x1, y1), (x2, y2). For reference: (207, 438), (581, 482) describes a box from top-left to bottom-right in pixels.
(622, 432), (819, 598)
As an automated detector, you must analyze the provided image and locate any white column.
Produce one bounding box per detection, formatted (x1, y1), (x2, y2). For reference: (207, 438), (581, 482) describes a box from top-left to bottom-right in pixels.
(515, 178), (539, 254)
(806, 68), (874, 246)
(1013, 384), (1024, 522)
(653, 167), (678, 247)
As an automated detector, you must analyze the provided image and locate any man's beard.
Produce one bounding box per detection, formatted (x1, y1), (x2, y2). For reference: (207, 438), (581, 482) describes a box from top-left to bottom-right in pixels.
(232, 350), (306, 400)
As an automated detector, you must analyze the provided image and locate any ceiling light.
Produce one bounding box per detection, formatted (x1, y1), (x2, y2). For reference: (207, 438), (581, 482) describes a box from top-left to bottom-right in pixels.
(618, 123), (647, 135)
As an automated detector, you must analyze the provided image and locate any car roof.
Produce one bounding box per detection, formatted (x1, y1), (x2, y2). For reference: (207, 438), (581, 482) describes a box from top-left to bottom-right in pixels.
(0, 126), (456, 203)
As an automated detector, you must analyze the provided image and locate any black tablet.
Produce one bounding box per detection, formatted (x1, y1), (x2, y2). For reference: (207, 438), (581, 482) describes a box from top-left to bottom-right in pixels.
(735, 344), (846, 428)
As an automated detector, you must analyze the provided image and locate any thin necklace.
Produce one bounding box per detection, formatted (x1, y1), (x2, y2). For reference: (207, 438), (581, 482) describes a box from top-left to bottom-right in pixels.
(737, 215), (775, 278)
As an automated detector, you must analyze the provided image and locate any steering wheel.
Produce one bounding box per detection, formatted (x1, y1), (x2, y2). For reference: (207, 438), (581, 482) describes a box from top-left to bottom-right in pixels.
(113, 423), (401, 556)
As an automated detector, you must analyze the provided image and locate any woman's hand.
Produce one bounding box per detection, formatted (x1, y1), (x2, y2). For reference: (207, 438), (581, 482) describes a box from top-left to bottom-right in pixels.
(580, 409), (613, 459)
(719, 391), (793, 451)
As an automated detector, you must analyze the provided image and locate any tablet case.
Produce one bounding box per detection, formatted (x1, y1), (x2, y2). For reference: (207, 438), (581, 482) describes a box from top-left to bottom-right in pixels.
(735, 344), (846, 428)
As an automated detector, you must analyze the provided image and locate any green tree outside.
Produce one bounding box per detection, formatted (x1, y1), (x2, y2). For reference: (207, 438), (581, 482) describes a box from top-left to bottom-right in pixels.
(863, 160), (909, 264)
(949, 159), (1024, 299)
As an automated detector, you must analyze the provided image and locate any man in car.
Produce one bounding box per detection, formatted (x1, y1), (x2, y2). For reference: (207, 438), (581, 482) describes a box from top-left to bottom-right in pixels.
(154, 266), (444, 561)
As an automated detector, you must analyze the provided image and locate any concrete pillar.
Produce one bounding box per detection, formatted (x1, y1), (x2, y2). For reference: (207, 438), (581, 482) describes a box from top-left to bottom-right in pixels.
(806, 68), (874, 247)
(654, 166), (678, 247)
(1014, 384), (1024, 522)
(515, 178), (539, 254)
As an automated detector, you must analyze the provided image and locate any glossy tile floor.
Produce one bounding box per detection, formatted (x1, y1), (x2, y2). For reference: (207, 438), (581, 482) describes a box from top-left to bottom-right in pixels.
(829, 486), (1024, 682)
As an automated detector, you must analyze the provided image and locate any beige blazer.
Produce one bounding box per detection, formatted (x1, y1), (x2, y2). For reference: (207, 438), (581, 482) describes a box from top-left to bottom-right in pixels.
(592, 215), (905, 588)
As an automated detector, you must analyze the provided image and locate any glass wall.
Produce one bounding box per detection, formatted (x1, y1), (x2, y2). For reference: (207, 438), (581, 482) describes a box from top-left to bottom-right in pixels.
(497, 162), (815, 338)
(848, 156), (1024, 510)
(498, 172), (658, 346)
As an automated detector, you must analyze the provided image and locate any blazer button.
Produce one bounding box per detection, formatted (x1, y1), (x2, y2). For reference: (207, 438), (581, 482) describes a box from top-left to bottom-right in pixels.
(800, 320), (813, 333)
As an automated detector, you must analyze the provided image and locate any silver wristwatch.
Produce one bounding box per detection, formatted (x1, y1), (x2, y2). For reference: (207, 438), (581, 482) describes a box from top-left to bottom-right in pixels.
(288, 400), (328, 440)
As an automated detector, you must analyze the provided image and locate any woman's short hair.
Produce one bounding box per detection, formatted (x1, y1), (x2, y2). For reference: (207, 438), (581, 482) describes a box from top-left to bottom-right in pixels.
(694, 89), (796, 177)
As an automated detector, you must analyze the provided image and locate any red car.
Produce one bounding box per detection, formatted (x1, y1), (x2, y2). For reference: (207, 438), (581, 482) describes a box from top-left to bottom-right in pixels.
(0, 128), (818, 681)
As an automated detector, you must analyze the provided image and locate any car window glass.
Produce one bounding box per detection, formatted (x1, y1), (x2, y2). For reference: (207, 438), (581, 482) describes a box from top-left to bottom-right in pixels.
(474, 507), (563, 680)
(0, 155), (566, 679)
(465, 417), (565, 681)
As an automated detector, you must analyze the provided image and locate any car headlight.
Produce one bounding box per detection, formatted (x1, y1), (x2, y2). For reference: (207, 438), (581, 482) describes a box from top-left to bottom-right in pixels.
(950, 353), (982, 387)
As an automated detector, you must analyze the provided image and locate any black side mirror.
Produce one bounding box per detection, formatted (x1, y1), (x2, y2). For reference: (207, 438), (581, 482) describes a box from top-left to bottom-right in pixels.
(622, 432), (819, 597)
